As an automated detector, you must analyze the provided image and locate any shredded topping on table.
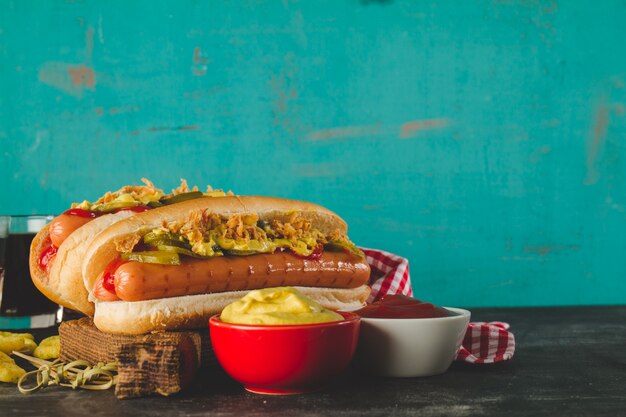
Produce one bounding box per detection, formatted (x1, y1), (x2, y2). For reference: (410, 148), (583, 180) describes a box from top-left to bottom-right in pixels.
(13, 351), (117, 394)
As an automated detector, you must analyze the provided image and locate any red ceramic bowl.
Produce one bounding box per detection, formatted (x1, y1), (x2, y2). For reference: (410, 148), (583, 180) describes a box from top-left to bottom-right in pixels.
(209, 312), (361, 395)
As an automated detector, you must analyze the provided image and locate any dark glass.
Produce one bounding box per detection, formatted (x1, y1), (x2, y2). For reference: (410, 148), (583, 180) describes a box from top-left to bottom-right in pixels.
(0, 215), (61, 328)
(0, 232), (58, 316)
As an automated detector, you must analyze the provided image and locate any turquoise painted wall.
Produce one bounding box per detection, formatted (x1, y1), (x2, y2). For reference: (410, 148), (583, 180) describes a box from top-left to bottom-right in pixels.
(1, 1), (625, 307)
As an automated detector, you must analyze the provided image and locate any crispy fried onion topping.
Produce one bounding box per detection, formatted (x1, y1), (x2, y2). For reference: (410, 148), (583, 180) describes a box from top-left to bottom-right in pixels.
(171, 179), (199, 195)
(73, 178), (233, 210)
(172, 179), (234, 197)
(113, 233), (143, 254)
(152, 210), (340, 253)
(164, 210), (267, 244)
(92, 178), (163, 205)
(72, 178), (165, 210)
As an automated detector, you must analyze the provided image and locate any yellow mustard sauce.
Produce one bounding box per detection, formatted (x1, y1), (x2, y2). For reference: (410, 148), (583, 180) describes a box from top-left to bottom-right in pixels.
(220, 287), (343, 325)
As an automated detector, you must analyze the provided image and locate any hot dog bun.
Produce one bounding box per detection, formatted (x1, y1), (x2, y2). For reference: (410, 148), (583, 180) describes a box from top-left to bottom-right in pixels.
(29, 211), (135, 316)
(93, 285), (371, 334)
(82, 196), (347, 293)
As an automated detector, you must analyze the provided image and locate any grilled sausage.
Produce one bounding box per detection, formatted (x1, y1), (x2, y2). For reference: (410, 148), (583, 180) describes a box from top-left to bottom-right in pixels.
(48, 214), (93, 247)
(95, 251), (370, 302)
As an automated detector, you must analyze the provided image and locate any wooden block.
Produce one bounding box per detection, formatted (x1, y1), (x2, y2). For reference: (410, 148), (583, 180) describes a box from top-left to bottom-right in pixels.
(58, 318), (213, 399)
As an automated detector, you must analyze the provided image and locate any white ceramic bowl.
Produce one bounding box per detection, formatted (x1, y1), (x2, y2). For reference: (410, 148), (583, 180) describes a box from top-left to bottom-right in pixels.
(355, 307), (471, 377)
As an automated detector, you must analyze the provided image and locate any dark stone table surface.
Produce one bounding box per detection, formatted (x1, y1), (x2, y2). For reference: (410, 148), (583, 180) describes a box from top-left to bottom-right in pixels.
(1, 306), (625, 417)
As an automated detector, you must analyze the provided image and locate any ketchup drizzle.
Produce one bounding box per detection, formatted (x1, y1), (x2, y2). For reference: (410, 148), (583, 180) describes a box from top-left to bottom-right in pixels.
(38, 241), (58, 273)
(63, 208), (102, 218)
(102, 258), (127, 294)
(64, 205), (151, 218)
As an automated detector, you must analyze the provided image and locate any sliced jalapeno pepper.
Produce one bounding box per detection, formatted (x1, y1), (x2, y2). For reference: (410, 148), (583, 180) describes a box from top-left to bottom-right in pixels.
(159, 191), (204, 206)
(155, 245), (211, 259)
(143, 232), (190, 249)
(94, 201), (139, 213)
(121, 251), (181, 265)
(324, 241), (364, 258)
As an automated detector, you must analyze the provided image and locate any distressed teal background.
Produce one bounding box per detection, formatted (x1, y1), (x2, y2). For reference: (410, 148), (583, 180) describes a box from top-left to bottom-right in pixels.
(1, 1), (625, 307)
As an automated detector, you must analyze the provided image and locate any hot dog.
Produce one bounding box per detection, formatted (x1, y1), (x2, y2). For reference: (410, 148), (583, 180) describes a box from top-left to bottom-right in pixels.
(29, 179), (231, 316)
(81, 196), (372, 334)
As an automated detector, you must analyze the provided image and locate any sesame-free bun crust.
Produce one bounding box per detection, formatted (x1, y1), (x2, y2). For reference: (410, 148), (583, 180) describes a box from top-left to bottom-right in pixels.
(82, 196), (348, 292)
(93, 285), (371, 334)
(29, 211), (136, 316)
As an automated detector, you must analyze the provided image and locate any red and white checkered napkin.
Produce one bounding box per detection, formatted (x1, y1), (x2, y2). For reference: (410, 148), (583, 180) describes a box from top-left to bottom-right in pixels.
(362, 248), (515, 364)
(362, 247), (413, 302)
(455, 322), (515, 363)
